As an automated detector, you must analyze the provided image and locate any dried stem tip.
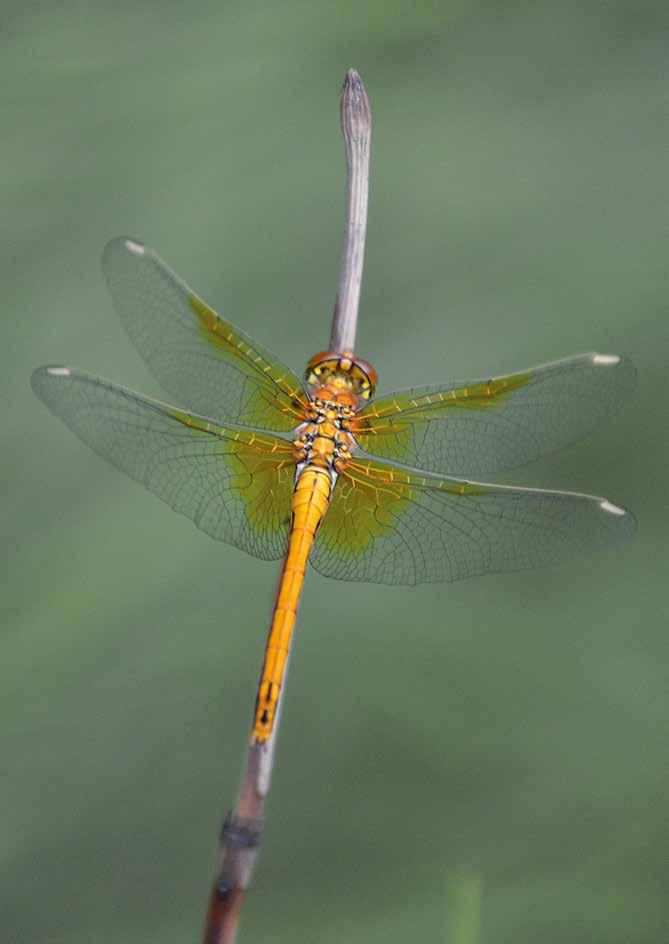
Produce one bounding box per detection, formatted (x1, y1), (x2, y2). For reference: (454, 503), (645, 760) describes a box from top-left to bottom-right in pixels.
(341, 68), (371, 140)
(330, 69), (371, 356)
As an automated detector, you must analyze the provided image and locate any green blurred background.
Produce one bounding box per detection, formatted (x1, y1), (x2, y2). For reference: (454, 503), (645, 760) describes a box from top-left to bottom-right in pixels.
(3, 2), (668, 942)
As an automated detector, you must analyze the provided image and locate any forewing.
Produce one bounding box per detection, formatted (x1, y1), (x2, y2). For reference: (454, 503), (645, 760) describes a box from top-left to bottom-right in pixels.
(311, 452), (635, 585)
(353, 353), (636, 476)
(32, 367), (296, 560)
(102, 237), (307, 431)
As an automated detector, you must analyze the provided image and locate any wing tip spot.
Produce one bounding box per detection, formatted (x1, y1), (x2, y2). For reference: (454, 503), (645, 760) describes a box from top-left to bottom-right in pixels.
(600, 499), (626, 516)
(46, 366), (71, 377)
(592, 353), (621, 366)
(124, 238), (146, 256)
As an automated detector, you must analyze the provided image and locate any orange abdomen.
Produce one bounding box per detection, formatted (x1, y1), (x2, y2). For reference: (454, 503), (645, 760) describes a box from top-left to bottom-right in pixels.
(252, 465), (332, 743)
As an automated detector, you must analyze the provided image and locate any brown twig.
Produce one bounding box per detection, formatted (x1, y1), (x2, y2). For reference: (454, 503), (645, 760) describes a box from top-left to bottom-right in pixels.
(201, 660), (289, 944)
(200, 71), (372, 944)
(330, 69), (372, 356)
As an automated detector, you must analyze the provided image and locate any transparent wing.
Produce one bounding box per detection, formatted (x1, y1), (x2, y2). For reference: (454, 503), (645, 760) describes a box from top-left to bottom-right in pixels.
(353, 353), (636, 477)
(31, 366), (296, 560)
(102, 237), (307, 431)
(311, 451), (635, 585)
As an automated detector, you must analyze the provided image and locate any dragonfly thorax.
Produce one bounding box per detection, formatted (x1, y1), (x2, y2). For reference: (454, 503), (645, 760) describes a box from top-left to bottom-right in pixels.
(293, 399), (355, 475)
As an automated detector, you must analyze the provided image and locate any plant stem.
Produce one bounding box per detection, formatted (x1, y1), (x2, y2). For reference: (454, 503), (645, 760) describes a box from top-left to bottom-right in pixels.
(200, 70), (372, 943)
(201, 658), (289, 944)
(330, 69), (371, 356)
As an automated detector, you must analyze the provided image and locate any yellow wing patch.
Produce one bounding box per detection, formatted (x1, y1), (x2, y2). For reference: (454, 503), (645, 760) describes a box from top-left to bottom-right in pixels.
(355, 371), (533, 433)
(189, 295), (307, 421)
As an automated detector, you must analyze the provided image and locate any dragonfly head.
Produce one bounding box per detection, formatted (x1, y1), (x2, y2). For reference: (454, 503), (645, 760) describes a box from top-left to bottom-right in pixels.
(305, 351), (377, 407)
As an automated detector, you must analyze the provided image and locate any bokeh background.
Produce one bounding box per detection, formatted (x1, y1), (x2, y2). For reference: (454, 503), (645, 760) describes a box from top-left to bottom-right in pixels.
(3, 2), (668, 942)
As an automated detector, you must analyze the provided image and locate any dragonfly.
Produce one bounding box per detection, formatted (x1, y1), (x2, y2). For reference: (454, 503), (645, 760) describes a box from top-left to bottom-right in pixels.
(32, 237), (636, 744)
